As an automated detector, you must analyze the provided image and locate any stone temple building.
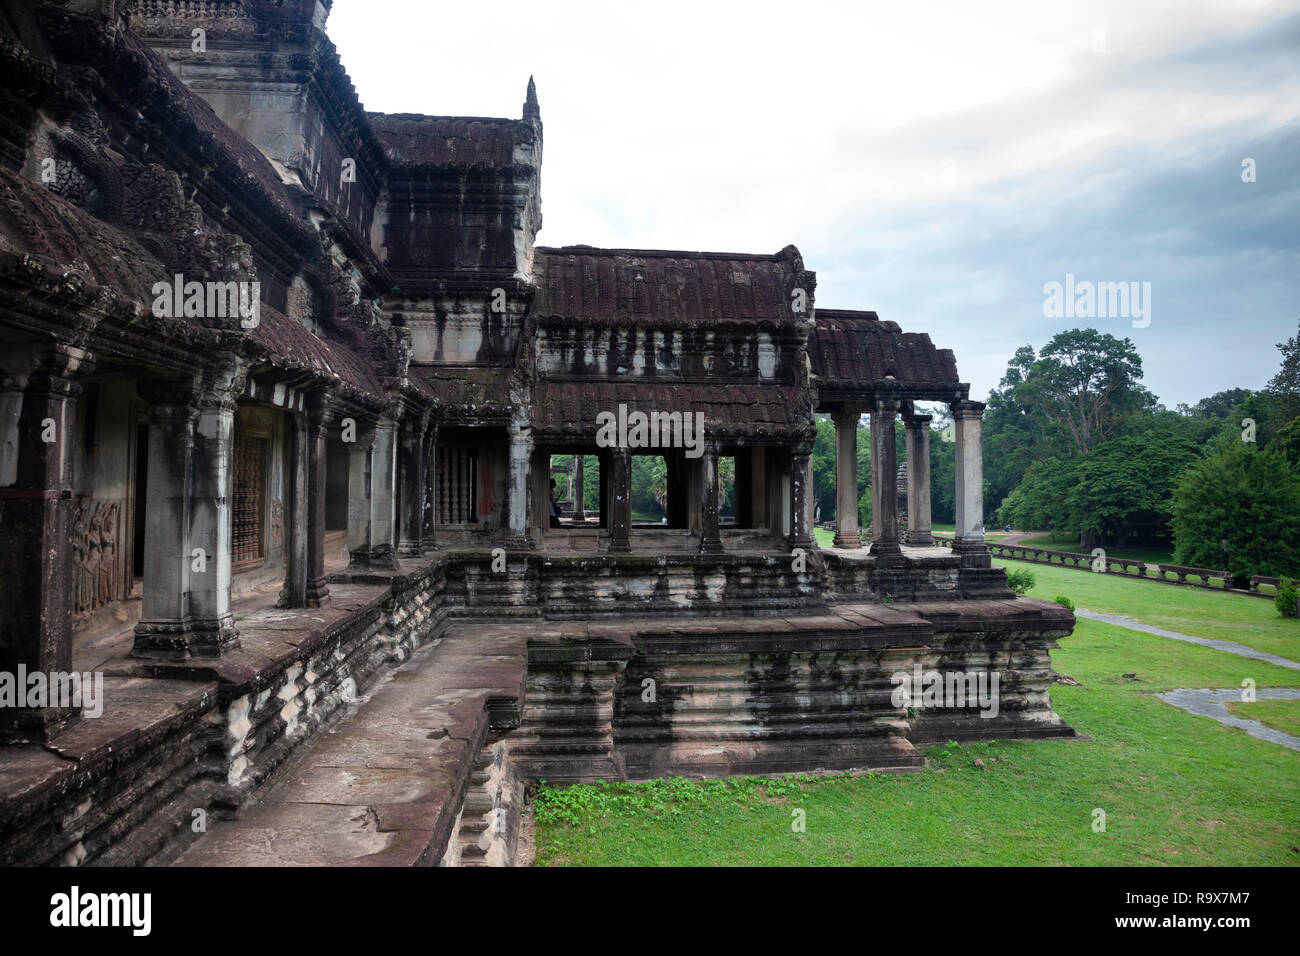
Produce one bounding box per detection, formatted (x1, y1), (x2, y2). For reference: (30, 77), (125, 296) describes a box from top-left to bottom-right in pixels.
(0, 1), (1075, 866)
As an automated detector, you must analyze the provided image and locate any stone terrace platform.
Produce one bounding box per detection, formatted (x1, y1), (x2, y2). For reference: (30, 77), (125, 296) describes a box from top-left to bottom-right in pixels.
(0, 549), (1074, 867)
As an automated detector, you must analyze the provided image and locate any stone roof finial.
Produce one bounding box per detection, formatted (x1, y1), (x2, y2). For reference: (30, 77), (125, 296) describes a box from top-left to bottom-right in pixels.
(524, 75), (541, 123)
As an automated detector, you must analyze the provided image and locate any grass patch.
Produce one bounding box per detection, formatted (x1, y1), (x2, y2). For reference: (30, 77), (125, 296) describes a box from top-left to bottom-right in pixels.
(1225, 699), (1300, 738)
(997, 558), (1300, 660)
(533, 613), (1300, 866)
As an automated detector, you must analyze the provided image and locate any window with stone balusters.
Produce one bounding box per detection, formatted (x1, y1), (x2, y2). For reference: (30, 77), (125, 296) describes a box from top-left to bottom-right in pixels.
(232, 430), (268, 568)
(437, 446), (478, 524)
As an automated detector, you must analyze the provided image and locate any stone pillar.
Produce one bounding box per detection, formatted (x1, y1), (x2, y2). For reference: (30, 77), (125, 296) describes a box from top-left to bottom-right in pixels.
(608, 447), (631, 553)
(904, 413), (933, 546)
(869, 399), (904, 566)
(788, 443), (813, 550)
(0, 345), (93, 740)
(346, 420), (375, 568)
(133, 381), (196, 658)
(832, 407), (862, 548)
(952, 399), (990, 568)
(869, 418), (881, 541)
(397, 409), (429, 556)
(368, 415), (398, 569)
(700, 442), (723, 553)
(572, 454), (586, 522)
(185, 360), (243, 653)
(303, 389), (333, 606)
(507, 418), (533, 547)
(422, 421), (437, 550)
(280, 408), (309, 605)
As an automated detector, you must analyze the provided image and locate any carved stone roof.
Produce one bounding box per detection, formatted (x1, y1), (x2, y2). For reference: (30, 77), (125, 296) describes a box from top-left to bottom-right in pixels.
(367, 114), (524, 169)
(533, 379), (812, 442)
(532, 245), (812, 330)
(810, 308), (963, 400)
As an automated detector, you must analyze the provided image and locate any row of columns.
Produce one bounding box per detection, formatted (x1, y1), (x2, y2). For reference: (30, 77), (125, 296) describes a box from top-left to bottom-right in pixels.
(597, 441), (815, 554)
(829, 398), (985, 563)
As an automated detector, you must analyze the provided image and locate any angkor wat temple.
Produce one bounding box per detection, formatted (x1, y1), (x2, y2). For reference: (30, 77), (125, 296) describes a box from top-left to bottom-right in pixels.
(0, 0), (1075, 866)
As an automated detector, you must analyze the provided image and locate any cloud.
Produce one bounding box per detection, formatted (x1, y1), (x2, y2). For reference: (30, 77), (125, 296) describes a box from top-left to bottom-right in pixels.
(327, 0), (1300, 405)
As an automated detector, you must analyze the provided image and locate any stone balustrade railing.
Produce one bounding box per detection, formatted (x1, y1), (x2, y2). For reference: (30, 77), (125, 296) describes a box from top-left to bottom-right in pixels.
(929, 535), (1278, 598)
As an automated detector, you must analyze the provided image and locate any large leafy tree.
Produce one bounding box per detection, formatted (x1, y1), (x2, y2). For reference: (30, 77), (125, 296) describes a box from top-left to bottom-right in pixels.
(1171, 442), (1300, 580)
(1015, 329), (1153, 456)
(1064, 431), (1199, 548)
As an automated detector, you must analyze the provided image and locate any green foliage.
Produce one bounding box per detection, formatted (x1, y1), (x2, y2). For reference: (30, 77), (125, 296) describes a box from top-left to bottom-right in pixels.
(1005, 567), (1036, 594)
(812, 415), (837, 521)
(629, 454), (666, 519)
(1266, 319), (1300, 427)
(997, 457), (1076, 535)
(1054, 595), (1076, 612)
(1275, 579), (1299, 619)
(1171, 442), (1300, 579)
(1269, 417), (1300, 470)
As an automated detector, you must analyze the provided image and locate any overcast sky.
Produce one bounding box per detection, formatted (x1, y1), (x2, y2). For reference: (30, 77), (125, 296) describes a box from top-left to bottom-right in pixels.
(328, 0), (1300, 408)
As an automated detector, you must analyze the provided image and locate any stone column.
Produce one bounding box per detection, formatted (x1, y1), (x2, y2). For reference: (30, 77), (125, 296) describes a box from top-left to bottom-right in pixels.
(572, 454), (586, 522)
(608, 447), (631, 553)
(186, 359), (244, 653)
(280, 407), (309, 605)
(788, 443), (814, 550)
(869, 399), (904, 566)
(422, 421), (437, 550)
(368, 415), (399, 569)
(0, 345), (93, 740)
(507, 418), (533, 547)
(397, 408), (429, 556)
(904, 413), (933, 546)
(303, 389), (334, 606)
(869, 417), (881, 541)
(952, 399), (990, 568)
(832, 407), (862, 548)
(700, 442), (723, 553)
(133, 380), (196, 658)
(346, 420), (375, 568)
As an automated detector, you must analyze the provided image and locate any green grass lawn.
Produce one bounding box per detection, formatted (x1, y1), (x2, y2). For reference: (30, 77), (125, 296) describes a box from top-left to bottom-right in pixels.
(1225, 699), (1300, 738)
(998, 558), (1300, 660)
(533, 574), (1300, 866)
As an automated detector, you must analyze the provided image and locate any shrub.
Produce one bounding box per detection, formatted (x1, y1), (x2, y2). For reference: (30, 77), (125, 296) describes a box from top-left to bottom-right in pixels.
(1054, 595), (1076, 612)
(1006, 567), (1036, 595)
(1277, 579), (1300, 618)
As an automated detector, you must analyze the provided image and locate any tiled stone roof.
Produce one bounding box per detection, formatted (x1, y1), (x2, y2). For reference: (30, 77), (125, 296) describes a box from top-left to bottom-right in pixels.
(810, 308), (962, 397)
(532, 245), (812, 330)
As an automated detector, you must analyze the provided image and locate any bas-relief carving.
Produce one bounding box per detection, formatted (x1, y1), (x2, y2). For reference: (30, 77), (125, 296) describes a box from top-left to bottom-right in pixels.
(71, 498), (120, 616)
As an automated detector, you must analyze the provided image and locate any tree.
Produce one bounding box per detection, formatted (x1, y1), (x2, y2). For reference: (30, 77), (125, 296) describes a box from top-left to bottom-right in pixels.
(1015, 329), (1152, 457)
(1266, 319), (1300, 425)
(1064, 431), (1199, 549)
(1171, 442), (1300, 581)
(996, 457), (1076, 536)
